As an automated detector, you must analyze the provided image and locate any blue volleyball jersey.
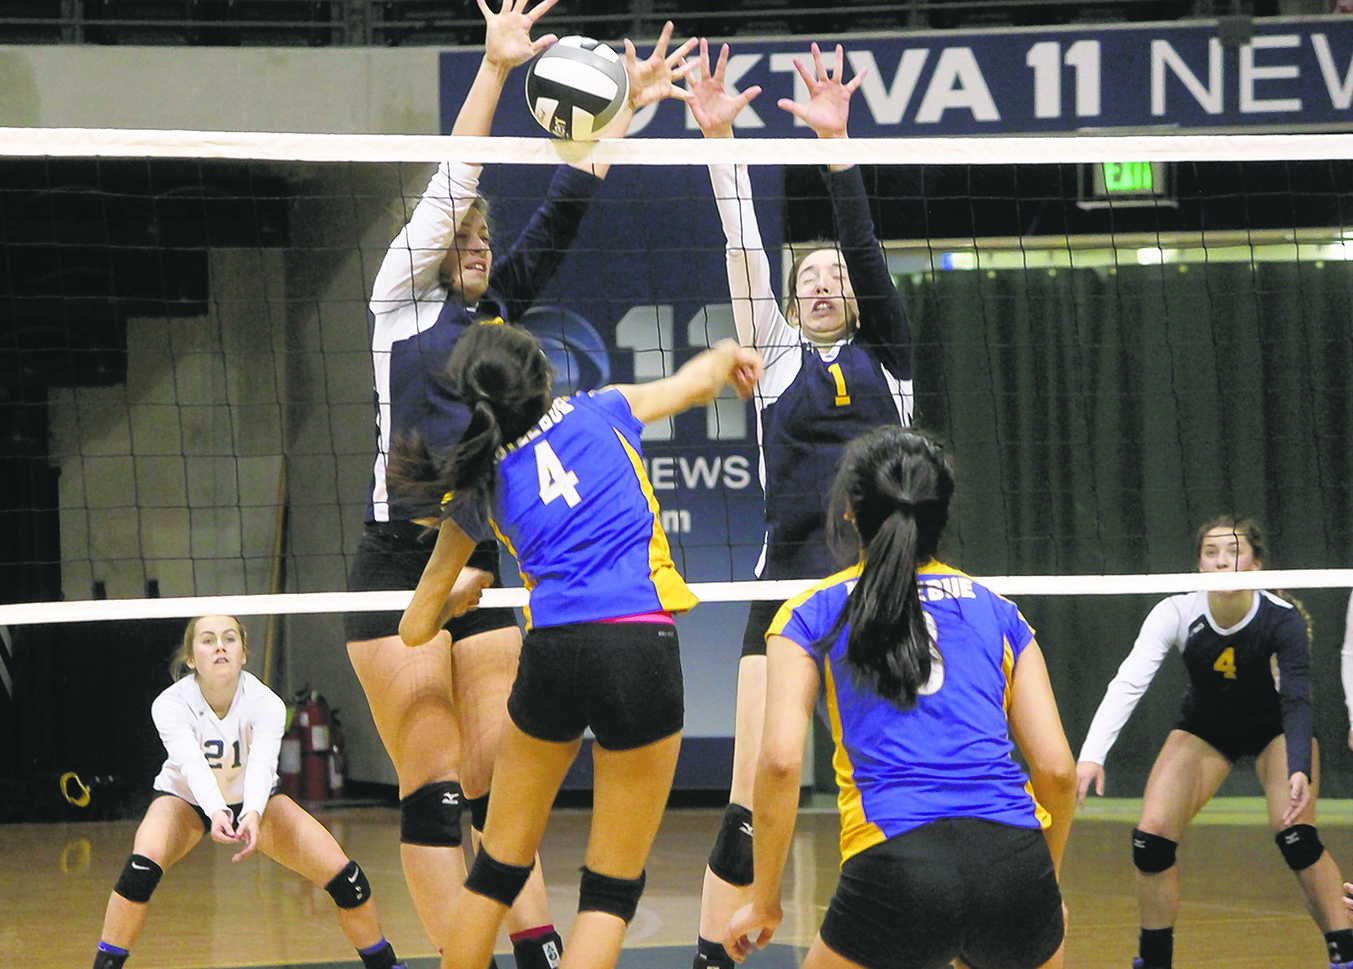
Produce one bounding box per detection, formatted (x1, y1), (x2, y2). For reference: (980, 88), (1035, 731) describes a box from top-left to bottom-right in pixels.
(770, 560), (1048, 863)
(453, 388), (698, 629)
(366, 161), (600, 523)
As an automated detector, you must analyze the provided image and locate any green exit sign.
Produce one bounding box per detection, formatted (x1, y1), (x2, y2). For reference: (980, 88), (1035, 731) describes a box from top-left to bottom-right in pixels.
(1103, 161), (1154, 193)
(1079, 161), (1175, 209)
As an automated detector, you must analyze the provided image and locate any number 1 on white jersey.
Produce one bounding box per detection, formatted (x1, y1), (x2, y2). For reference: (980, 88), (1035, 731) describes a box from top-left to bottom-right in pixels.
(535, 440), (581, 507)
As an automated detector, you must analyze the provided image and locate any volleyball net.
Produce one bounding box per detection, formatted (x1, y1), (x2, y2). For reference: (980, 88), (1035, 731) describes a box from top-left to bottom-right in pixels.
(4, 125), (1353, 812)
(2, 127), (1351, 618)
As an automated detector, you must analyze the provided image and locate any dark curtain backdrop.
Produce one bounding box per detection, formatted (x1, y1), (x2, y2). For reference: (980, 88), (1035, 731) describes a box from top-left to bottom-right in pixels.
(902, 260), (1353, 795)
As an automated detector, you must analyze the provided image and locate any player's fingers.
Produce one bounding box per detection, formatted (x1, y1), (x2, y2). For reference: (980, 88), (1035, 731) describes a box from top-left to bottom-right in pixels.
(844, 65), (867, 94)
(777, 98), (806, 121)
(530, 33), (558, 55)
(792, 57), (814, 89)
(810, 41), (828, 79)
(670, 57), (698, 82)
(525, 0), (560, 22)
(714, 42), (730, 81)
(475, 0), (493, 22)
(738, 84), (763, 106)
(831, 44), (845, 81)
(651, 20), (674, 58)
(667, 35), (698, 67)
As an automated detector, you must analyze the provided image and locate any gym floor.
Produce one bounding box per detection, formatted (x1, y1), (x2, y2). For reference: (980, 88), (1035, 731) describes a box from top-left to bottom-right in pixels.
(14, 798), (1353, 969)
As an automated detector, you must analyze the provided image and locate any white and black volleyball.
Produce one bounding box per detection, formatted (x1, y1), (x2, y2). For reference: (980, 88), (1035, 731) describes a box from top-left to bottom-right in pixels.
(524, 36), (629, 141)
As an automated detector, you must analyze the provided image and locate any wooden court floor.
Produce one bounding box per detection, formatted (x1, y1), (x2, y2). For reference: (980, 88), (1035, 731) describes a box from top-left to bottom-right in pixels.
(11, 798), (1353, 969)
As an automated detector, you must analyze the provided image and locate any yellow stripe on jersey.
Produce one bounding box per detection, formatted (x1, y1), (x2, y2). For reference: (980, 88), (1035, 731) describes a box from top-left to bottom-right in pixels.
(824, 655), (887, 864)
(767, 563), (863, 642)
(490, 519), (537, 630)
(613, 429), (698, 615)
(1000, 634), (1054, 831)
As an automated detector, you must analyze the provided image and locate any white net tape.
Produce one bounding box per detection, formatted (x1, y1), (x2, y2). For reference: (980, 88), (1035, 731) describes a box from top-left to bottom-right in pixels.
(3, 127), (1352, 165)
(2, 569), (1350, 627)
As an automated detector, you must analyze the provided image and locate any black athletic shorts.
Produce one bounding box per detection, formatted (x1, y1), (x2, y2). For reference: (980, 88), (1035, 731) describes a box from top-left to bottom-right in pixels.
(1177, 709), (1283, 763)
(508, 621), (684, 751)
(740, 597), (786, 658)
(156, 791), (275, 834)
(344, 520), (518, 642)
(819, 817), (1064, 969)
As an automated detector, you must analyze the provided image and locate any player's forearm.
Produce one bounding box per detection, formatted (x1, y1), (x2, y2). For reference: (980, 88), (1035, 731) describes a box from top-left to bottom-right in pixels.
(452, 58), (512, 137)
(750, 756), (798, 912)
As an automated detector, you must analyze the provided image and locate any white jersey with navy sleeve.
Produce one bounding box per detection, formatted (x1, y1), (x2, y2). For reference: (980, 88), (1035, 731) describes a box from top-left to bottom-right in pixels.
(365, 161), (603, 524)
(710, 163), (913, 579)
(151, 670), (285, 822)
(367, 161), (483, 523)
(1079, 590), (1313, 779)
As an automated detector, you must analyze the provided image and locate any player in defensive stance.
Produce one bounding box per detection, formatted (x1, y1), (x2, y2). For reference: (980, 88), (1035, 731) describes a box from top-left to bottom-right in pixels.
(388, 324), (762, 969)
(685, 39), (915, 969)
(1076, 516), (1353, 969)
(90, 615), (407, 969)
(726, 426), (1074, 969)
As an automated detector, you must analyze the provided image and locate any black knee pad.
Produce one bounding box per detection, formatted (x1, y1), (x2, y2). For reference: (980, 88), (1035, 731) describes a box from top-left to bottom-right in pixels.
(325, 860), (372, 909)
(466, 791), (490, 833)
(1276, 824), (1325, 871)
(465, 846), (534, 907)
(113, 853), (163, 903)
(577, 866), (646, 923)
(400, 780), (464, 847)
(1132, 828), (1178, 874)
(708, 803), (754, 887)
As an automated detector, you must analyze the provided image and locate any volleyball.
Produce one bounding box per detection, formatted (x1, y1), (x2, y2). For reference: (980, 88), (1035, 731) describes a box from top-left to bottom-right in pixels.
(524, 36), (629, 141)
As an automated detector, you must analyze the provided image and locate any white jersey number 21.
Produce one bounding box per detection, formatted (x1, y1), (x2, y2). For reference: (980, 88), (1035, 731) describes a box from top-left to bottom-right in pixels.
(535, 441), (581, 508)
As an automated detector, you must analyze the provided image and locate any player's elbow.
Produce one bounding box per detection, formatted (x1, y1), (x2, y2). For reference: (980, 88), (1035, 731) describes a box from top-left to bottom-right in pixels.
(398, 615), (432, 648)
(1032, 752), (1078, 804)
(758, 741), (803, 784)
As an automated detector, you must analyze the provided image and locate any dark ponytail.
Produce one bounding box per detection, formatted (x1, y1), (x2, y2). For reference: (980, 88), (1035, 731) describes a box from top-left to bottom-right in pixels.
(814, 426), (955, 709)
(387, 323), (552, 519)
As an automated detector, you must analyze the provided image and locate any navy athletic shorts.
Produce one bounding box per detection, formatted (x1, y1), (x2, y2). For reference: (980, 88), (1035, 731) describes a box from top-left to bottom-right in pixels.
(740, 597), (786, 658)
(819, 817), (1064, 969)
(508, 621), (684, 750)
(1177, 709), (1283, 764)
(344, 520), (517, 642)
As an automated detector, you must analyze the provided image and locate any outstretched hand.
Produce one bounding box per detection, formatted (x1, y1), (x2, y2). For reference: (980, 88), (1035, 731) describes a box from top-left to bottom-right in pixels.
(685, 39), (762, 138)
(623, 21), (698, 111)
(777, 42), (865, 139)
(479, 0), (559, 71)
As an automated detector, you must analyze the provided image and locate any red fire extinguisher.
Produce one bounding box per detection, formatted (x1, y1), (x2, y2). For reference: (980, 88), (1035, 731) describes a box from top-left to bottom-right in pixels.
(278, 708), (303, 799)
(295, 689), (332, 803)
(328, 708), (347, 800)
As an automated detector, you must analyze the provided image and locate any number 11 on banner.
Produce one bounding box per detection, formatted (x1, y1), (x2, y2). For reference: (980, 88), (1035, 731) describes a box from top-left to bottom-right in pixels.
(1026, 40), (1102, 119)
